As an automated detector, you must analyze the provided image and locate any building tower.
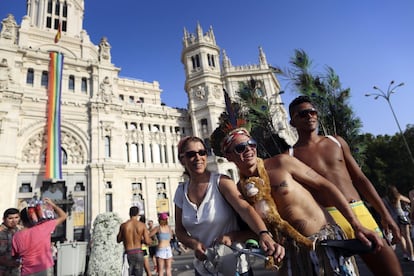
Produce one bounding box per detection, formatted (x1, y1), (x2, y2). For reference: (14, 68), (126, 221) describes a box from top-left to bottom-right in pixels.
(181, 23), (225, 149)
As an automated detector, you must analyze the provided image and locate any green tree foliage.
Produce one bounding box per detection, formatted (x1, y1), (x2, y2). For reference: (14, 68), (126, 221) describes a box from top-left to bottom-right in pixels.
(278, 49), (365, 164)
(237, 78), (290, 158)
(361, 125), (414, 196)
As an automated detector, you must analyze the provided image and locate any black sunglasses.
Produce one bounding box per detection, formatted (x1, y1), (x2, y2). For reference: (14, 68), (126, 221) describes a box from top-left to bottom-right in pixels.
(297, 108), (317, 118)
(233, 139), (257, 154)
(184, 150), (208, 158)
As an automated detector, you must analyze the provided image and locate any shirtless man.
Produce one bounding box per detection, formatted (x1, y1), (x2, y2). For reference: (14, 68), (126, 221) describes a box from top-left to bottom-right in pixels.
(288, 96), (402, 275)
(222, 128), (383, 275)
(117, 206), (152, 276)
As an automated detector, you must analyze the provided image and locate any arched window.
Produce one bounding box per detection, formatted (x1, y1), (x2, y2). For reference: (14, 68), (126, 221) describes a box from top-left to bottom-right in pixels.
(41, 71), (48, 87)
(201, 118), (208, 136)
(81, 77), (87, 93)
(62, 148), (67, 164)
(55, 1), (60, 16)
(26, 68), (34, 85)
(207, 54), (215, 67)
(195, 54), (200, 68)
(62, 1), (68, 17)
(47, 0), (52, 13)
(68, 75), (75, 91)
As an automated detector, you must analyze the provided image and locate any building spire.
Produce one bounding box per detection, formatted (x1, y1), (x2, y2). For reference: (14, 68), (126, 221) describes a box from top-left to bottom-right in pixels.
(196, 21), (203, 39)
(259, 46), (268, 66)
(222, 49), (232, 68)
(208, 25), (216, 44)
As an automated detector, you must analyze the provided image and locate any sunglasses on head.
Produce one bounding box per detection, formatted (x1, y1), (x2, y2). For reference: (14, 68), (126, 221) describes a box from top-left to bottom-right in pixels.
(296, 108), (317, 118)
(184, 150), (207, 158)
(233, 139), (257, 154)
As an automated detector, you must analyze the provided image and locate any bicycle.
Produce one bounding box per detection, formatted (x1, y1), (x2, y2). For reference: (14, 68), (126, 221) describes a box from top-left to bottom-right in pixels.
(193, 239), (278, 275)
(193, 238), (375, 275)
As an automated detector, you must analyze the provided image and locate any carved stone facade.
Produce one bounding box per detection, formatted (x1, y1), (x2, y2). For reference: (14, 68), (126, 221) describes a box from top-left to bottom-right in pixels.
(0, 0), (295, 242)
(0, 0), (190, 242)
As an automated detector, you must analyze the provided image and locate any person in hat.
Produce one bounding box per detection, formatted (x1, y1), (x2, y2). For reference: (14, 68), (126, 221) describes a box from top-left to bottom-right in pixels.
(149, 213), (173, 276)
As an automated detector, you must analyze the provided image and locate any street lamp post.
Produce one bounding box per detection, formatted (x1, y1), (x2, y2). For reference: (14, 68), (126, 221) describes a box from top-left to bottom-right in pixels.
(365, 80), (414, 166)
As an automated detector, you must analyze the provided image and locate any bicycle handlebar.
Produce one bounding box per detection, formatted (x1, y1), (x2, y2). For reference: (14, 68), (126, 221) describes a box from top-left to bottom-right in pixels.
(195, 238), (372, 275)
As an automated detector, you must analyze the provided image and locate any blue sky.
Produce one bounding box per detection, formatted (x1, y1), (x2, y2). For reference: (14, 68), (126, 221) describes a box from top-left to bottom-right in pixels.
(1, 0), (412, 135)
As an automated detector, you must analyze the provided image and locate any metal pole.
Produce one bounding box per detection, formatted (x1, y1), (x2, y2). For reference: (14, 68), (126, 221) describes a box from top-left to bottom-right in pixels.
(365, 81), (414, 166)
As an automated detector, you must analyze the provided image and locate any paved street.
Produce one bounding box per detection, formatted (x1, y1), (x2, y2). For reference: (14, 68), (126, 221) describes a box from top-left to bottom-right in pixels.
(170, 246), (414, 275)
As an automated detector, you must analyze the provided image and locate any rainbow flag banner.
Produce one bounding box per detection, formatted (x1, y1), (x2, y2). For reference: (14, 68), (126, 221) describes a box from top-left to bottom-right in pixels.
(45, 51), (64, 180)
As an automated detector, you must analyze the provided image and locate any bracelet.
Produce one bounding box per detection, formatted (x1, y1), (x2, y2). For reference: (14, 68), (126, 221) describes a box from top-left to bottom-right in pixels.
(259, 230), (273, 237)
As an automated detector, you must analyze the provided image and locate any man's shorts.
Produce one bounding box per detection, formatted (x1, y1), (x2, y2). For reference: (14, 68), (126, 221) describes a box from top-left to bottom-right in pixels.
(326, 200), (383, 239)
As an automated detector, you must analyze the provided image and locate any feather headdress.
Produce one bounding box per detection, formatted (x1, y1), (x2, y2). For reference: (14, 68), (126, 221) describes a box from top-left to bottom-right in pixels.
(210, 80), (289, 157)
(210, 89), (250, 156)
(223, 89), (246, 132)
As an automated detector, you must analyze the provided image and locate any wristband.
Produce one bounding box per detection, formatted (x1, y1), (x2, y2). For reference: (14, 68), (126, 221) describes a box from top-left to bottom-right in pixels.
(259, 230), (273, 237)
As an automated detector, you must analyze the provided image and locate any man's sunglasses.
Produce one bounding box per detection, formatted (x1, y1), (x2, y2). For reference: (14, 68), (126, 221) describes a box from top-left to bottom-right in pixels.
(296, 108), (317, 118)
(233, 139), (257, 154)
(184, 150), (208, 158)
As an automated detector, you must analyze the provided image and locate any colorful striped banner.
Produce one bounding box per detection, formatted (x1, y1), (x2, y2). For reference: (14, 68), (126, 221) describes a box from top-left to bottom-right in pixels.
(45, 51), (64, 180)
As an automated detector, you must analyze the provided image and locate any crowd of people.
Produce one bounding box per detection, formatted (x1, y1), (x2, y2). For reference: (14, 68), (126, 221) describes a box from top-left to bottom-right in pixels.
(2, 95), (413, 276)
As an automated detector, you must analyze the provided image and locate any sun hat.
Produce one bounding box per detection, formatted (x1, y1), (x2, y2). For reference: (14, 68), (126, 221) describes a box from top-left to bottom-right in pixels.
(159, 213), (169, 220)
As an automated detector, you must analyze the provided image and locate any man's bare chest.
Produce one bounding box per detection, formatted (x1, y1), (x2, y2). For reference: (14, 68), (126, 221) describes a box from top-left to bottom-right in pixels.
(294, 145), (344, 172)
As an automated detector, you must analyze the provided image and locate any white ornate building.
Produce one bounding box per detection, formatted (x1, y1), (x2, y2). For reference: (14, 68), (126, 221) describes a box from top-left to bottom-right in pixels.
(0, 0), (295, 242)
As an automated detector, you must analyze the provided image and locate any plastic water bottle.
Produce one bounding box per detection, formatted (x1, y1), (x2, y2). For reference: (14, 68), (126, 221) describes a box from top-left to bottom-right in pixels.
(27, 199), (38, 225)
(35, 200), (46, 221)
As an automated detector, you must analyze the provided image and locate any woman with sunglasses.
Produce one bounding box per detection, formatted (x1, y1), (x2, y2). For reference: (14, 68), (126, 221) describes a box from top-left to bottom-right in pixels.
(173, 136), (284, 275)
